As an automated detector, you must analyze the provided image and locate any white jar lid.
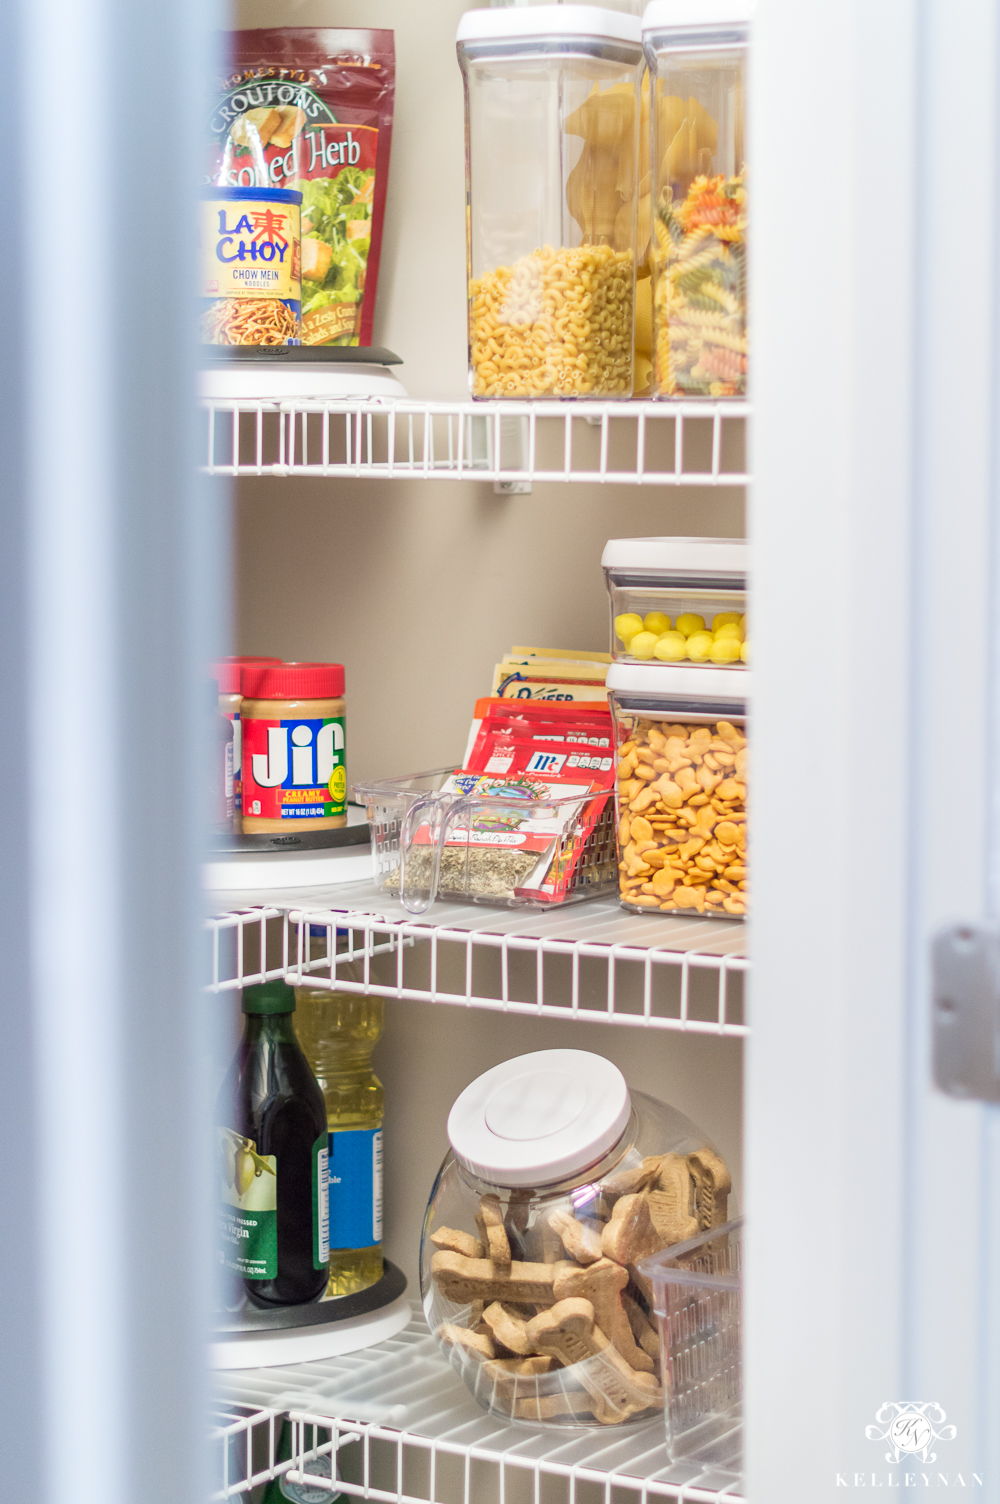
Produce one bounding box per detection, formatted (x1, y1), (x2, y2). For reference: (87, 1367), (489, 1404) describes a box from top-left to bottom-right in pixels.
(606, 661), (749, 699)
(458, 6), (643, 47)
(447, 1049), (632, 1187)
(602, 536), (747, 576)
(642, 0), (752, 31)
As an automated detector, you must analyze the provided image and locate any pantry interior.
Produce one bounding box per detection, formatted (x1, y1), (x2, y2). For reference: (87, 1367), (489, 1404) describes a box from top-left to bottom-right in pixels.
(7, 0), (1000, 1502)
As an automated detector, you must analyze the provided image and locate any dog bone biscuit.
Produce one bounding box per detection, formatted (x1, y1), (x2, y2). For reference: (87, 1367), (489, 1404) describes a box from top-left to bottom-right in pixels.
(525, 1299), (662, 1422)
(548, 1209), (604, 1265)
(623, 1292), (662, 1362)
(438, 1323), (495, 1362)
(552, 1258), (654, 1374)
(513, 1391), (596, 1422)
(481, 1301), (536, 1356)
(476, 1194), (512, 1269)
(600, 1192), (664, 1268)
(602, 1155), (665, 1202)
(646, 1154), (700, 1247)
(431, 1249), (556, 1306)
(481, 1355), (555, 1401)
(687, 1147), (732, 1229)
(430, 1226), (485, 1260)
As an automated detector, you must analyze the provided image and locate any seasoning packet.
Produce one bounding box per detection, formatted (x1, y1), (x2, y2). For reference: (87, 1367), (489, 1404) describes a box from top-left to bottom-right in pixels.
(209, 29), (394, 346)
(405, 702), (616, 903)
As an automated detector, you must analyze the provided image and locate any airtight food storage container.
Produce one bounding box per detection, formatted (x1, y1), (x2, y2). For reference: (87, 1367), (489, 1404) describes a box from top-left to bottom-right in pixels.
(421, 1049), (734, 1429)
(457, 6), (645, 399)
(608, 662), (747, 917)
(643, 1), (749, 397)
(603, 537), (747, 664)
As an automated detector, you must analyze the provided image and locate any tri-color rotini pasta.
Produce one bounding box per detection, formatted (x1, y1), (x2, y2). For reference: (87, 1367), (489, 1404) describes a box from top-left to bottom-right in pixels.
(652, 173), (747, 398)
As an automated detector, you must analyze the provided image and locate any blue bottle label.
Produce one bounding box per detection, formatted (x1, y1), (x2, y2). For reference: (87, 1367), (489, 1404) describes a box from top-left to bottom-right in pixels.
(329, 1126), (383, 1250)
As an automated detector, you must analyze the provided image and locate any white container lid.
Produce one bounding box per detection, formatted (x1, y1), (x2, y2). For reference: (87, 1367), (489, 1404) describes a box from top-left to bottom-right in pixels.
(642, 0), (752, 31)
(607, 661), (749, 699)
(602, 536), (747, 575)
(447, 1049), (632, 1187)
(458, 6), (643, 46)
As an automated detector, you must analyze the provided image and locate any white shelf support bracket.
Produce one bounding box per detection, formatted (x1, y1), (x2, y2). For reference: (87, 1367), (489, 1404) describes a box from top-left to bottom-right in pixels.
(931, 922), (1000, 1104)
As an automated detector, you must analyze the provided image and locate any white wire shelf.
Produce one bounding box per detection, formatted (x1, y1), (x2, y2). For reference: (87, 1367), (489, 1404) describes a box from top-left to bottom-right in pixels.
(205, 885), (747, 1036)
(215, 1307), (744, 1504)
(211, 1400), (290, 1499)
(201, 398), (749, 487)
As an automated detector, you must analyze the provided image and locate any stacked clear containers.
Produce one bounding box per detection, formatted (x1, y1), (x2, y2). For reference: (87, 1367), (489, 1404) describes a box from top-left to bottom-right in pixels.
(421, 1049), (734, 1429)
(603, 536), (747, 664)
(457, 6), (645, 398)
(642, 1), (749, 398)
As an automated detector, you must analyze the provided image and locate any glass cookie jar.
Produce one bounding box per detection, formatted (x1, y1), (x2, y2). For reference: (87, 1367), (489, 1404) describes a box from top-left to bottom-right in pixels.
(420, 1049), (733, 1428)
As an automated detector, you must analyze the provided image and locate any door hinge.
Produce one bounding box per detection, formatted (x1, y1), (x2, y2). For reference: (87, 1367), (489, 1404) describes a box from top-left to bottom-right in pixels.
(931, 922), (1000, 1103)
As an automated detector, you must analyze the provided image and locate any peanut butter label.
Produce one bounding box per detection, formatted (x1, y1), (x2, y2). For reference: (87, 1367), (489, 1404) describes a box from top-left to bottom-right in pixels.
(242, 715), (346, 820)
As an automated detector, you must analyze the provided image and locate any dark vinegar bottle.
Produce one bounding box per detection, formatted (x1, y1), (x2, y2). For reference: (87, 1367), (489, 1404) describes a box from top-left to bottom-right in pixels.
(218, 980), (329, 1308)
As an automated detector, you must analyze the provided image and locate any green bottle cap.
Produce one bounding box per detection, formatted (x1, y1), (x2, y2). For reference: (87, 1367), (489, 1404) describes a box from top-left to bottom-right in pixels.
(242, 979), (297, 1015)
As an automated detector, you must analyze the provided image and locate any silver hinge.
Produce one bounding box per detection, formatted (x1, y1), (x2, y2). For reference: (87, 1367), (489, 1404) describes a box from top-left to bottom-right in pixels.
(931, 922), (1000, 1103)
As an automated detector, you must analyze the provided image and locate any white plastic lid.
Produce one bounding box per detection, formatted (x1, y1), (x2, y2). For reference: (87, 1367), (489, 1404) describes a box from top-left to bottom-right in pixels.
(607, 661), (749, 699)
(447, 1049), (632, 1187)
(602, 536), (747, 575)
(642, 0), (752, 31)
(458, 5), (643, 47)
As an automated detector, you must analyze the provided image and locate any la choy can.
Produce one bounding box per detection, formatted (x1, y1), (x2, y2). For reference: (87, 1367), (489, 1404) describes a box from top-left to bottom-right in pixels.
(200, 185), (302, 345)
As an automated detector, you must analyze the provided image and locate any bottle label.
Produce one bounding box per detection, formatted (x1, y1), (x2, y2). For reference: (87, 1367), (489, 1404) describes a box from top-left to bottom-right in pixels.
(219, 1129), (277, 1279)
(329, 1126), (383, 1250)
(242, 715), (347, 821)
(313, 1132), (329, 1269)
(278, 1454), (334, 1503)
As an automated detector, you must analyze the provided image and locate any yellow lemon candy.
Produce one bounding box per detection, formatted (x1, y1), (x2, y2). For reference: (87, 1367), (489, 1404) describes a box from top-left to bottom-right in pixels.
(628, 631), (659, 660)
(676, 612), (706, 637)
(614, 612), (644, 643)
(686, 631), (714, 661)
(712, 611), (743, 631)
(715, 622), (744, 643)
(710, 636), (742, 663)
(644, 610), (672, 635)
(653, 631), (687, 662)
(740, 639), (750, 663)
(739, 614), (747, 630)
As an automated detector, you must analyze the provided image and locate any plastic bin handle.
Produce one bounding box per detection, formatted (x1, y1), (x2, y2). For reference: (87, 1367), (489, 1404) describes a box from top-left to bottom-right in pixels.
(398, 791), (458, 915)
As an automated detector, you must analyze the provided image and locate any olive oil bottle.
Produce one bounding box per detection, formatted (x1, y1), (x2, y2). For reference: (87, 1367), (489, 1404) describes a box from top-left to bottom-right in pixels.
(217, 980), (329, 1308)
(294, 938), (384, 1297)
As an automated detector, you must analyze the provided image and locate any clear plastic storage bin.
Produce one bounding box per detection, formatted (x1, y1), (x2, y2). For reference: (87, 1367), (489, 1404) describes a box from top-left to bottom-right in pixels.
(643, 1), (749, 397)
(607, 663), (748, 916)
(640, 1217), (743, 1464)
(457, 6), (645, 398)
(603, 536), (747, 664)
(421, 1049), (734, 1429)
(353, 769), (616, 913)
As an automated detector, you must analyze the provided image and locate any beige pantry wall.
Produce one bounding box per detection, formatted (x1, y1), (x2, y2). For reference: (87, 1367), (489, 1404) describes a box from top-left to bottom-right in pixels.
(227, 0), (746, 1292)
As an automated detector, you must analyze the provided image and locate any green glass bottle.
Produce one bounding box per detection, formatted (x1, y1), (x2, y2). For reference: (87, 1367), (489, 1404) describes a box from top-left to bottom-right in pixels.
(294, 939), (384, 1297)
(262, 1419), (343, 1504)
(217, 980), (329, 1308)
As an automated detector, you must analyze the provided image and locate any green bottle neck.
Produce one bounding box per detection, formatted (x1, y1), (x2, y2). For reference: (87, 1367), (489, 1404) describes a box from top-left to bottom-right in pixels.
(243, 1011), (299, 1047)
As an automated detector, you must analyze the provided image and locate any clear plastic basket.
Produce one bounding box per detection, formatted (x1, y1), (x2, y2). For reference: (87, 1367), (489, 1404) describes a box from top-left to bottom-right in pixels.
(353, 768), (616, 914)
(640, 1217), (743, 1466)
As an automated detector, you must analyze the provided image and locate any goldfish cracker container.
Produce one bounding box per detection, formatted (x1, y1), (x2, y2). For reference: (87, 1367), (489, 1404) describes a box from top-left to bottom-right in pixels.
(607, 662), (748, 917)
(602, 536), (747, 664)
(457, 6), (644, 399)
(642, 1), (749, 397)
(241, 662), (347, 834)
(421, 1049), (734, 1429)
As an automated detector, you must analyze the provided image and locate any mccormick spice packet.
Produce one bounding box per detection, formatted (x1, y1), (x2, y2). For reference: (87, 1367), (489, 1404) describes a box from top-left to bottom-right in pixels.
(410, 703), (615, 902)
(210, 29), (394, 347)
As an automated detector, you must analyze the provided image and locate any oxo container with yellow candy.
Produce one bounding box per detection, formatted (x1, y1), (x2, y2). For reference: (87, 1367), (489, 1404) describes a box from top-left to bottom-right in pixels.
(457, 6), (644, 399)
(603, 536), (748, 666)
(642, 1), (749, 397)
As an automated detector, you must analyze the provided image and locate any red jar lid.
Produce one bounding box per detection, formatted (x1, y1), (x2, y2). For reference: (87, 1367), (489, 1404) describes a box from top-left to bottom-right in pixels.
(211, 661), (243, 694)
(246, 661), (345, 700)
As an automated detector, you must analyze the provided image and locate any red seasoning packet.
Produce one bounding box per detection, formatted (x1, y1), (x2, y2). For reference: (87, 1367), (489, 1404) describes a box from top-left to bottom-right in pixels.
(210, 29), (394, 346)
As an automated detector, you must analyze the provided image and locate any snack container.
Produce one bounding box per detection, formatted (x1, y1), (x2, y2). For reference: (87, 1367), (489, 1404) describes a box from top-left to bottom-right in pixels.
(639, 1217), (743, 1464)
(457, 6), (645, 399)
(642, 1), (749, 397)
(421, 1049), (734, 1429)
(603, 537), (747, 665)
(607, 663), (748, 917)
(353, 769), (616, 913)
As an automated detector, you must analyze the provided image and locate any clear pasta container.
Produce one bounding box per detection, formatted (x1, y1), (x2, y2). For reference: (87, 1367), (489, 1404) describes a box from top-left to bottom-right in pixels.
(457, 6), (645, 399)
(353, 769), (616, 913)
(603, 536), (747, 664)
(421, 1049), (734, 1429)
(640, 1217), (743, 1464)
(642, 1), (749, 398)
(607, 663), (748, 917)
